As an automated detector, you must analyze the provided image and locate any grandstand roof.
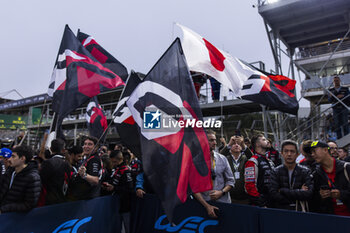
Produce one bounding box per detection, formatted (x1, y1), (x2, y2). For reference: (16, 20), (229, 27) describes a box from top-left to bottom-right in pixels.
(258, 0), (350, 49)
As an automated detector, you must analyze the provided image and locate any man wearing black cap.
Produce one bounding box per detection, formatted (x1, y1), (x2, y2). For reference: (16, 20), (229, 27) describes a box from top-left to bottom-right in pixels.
(311, 141), (350, 216)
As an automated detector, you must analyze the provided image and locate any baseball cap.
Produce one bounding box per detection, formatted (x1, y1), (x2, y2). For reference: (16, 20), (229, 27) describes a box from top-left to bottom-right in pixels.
(310, 141), (329, 150)
(0, 148), (12, 158)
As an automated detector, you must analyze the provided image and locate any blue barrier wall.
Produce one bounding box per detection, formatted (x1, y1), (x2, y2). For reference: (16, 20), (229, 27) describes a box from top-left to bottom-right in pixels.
(0, 194), (349, 233)
(132, 195), (350, 233)
(0, 196), (121, 233)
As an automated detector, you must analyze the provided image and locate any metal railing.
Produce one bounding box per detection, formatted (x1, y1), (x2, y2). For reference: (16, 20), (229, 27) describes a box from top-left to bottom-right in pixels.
(301, 73), (350, 92)
(296, 39), (350, 60)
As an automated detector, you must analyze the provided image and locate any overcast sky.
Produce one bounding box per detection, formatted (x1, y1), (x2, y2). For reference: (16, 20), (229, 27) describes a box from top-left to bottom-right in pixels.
(0, 0), (306, 105)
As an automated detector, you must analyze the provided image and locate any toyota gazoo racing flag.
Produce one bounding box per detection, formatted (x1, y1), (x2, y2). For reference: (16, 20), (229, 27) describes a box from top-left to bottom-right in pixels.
(77, 31), (128, 82)
(48, 25), (124, 137)
(86, 96), (108, 140)
(126, 38), (212, 221)
(241, 67), (299, 115)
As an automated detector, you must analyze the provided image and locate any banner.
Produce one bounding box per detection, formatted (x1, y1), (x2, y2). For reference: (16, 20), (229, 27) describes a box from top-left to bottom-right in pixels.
(131, 194), (259, 233)
(0, 114), (27, 130)
(1, 194), (349, 233)
(31, 107), (42, 125)
(0, 94), (50, 111)
(0, 196), (121, 233)
(131, 194), (350, 233)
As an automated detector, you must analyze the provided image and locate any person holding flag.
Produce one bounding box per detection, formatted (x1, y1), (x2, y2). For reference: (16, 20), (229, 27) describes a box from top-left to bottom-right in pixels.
(67, 136), (103, 201)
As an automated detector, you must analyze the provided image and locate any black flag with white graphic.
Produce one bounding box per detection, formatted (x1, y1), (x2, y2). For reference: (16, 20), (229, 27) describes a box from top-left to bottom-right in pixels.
(77, 31), (128, 82)
(86, 96), (108, 141)
(113, 71), (142, 157)
(126, 38), (212, 221)
(48, 25), (124, 137)
(241, 70), (298, 115)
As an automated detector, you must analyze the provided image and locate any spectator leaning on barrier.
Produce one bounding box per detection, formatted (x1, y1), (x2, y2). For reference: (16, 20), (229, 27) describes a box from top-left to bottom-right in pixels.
(0, 145), (41, 213)
(193, 130), (234, 218)
(311, 141), (350, 216)
(269, 140), (313, 212)
(244, 134), (275, 207)
(328, 76), (350, 139)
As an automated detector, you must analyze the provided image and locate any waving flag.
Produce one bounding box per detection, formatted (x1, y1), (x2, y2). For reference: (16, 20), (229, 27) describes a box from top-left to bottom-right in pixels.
(241, 70), (299, 115)
(126, 38), (212, 221)
(48, 25), (124, 137)
(77, 31), (128, 82)
(86, 97), (108, 140)
(177, 23), (260, 96)
(177, 24), (298, 114)
(113, 71), (142, 157)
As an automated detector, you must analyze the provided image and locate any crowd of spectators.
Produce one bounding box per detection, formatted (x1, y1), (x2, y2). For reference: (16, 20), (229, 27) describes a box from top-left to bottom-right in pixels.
(0, 132), (349, 228)
(202, 133), (350, 218)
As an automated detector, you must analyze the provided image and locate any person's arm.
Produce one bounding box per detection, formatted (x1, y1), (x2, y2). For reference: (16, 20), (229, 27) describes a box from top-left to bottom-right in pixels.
(193, 193), (219, 218)
(79, 157), (101, 186)
(78, 166), (99, 185)
(135, 172), (146, 198)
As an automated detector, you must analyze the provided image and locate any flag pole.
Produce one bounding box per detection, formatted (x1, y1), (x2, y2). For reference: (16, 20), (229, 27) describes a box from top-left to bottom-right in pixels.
(34, 98), (48, 149)
(85, 71), (133, 157)
(220, 100), (224, 138)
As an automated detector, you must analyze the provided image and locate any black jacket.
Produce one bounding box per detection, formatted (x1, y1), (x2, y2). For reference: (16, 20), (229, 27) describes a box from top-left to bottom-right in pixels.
(269, 164), (313, 210)
(0, 161), (41, 213)
(39, 155), (72, 205)
(312, 159), (350, 214)
(225, 153), (248, 200)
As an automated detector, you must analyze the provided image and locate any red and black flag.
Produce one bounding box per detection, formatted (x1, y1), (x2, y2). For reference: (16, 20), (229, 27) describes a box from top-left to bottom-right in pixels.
(48, 25), (124, 137)
(241, 69), (298, 115)
(126, 38), (212, 221)
(113, 70), (142, 157)
(77, 31), (128, 82)
(86, 96), (108, 140)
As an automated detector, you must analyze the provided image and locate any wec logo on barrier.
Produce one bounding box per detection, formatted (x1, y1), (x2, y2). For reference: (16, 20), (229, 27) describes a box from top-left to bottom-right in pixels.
(52, 217), (92, 233)
(154, 215), (218, 233)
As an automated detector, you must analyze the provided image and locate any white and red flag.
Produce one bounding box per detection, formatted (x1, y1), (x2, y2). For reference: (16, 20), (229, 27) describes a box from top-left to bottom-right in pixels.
(177, 23), (261, 96)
